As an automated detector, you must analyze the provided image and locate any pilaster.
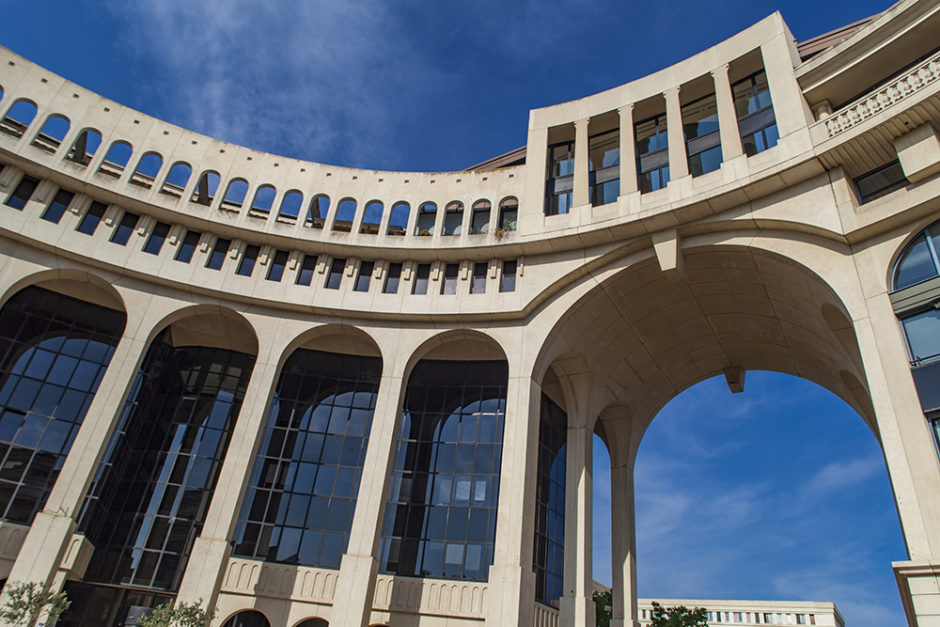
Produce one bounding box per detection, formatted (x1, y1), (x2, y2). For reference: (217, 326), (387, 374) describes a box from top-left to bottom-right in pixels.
(618, 105), (638, 196)
(760, 34), (812, 138)
(711, 63), (744, 161)
(573, 118), (591, 208)
(664, 86), (689, 180)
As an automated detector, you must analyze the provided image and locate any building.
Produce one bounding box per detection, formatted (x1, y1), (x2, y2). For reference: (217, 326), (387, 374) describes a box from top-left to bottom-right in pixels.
(0, 0), (937, 624)
(636, 600), (844, 627)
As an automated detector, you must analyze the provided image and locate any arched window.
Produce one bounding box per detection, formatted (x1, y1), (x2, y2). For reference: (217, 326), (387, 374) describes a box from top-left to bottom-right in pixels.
(223, 610), (271, 627)
(442, 201), (464, 236)
(161, 162), (192, 196)
(221, 178), (249, 211)
(278, 189), (304, 221)
(295, 620), (328, 627)
(249, 184), (277, 216)
(130, 152), (163, 188)
(32, 114), (70, 152)
(0, 99), (38, 138)
(66, 128), (102, 166)
(498, 197), (518, 232)
(333, 198), (357, 232)
(0, 85), (4, 102)
(307, 195), (330, 228)
(387, 202), (410, 236)
(98, 141), (133, 177)
(360, 200), (383, 235)
(894, 222), (940, 291)
(470, 200), (491, 234)
(191, 170), (221, 205)
(415, 202), (437, 236)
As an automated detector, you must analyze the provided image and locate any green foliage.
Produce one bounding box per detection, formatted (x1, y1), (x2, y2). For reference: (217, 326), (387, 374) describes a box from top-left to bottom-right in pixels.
(138, 600), (216, 627)
(593, 589), (612, 627)
(650, 601), (709, 627)
(0, 581), (71, 627)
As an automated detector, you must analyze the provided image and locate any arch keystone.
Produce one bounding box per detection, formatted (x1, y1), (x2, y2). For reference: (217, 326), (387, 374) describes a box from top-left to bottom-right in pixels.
(651, 228), (684, 280)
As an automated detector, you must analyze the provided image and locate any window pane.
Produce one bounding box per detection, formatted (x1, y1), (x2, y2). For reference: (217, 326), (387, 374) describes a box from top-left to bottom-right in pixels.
(903, 309), (940, 364)
(895, 235), (937, 289)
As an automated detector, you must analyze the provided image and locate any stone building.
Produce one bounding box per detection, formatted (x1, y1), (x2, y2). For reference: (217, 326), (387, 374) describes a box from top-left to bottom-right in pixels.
(0, 0), (938, 624)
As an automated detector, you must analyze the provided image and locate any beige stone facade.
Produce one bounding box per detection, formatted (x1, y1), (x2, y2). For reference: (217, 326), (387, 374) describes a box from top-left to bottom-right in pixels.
(0, 0), (938, 625)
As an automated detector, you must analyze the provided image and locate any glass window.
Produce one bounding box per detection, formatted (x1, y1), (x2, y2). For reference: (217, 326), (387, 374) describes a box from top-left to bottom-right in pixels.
(110, 212), (139, 246)
(191, 171), (220, 206)
(636, 114), (669, 193)
(902, 309), (940, 365)
(443, 202), (463, 236)
(379, 360), (506, 581)
(500, 260), (517, 293)
(296, 255), (317, 286)
(143, 222), (170, 255)
(894, 224), (940, 290)
(545, 141), (574, 215)
(415, 203), (437, 236)
(333, 199), (356, 232)
(387, 202), (410, 236)
(355, 261), (374, 292)
(441, 264), (458, 295)
(67, 129), (102, 166)
(855, 160), (908, 204)
(175, 231), (201, 264)
(471, 263), (487, 294)
(206, 238), (230, 270)
(589, 129), (620, 206)
(237, 245), (260, 277)
(266, 250), (289, 282)
(384, 263), (402, 294)
(733, 70), (778, 156)
(325, 258), (346, 290)
(5, 175), (39, 210)
(232, 350), (380, 568)
(499, 198), (518, 232)
(471, 201), (490, 234)
(682, 94), (723, 177)
(413, 264), (430, 295)
(534, 394), (566, 607)
(307, 195), (330, 228)
(76, 201), (107, 236)
(360, 201), (383, 235)
(41, 189), (74, 223)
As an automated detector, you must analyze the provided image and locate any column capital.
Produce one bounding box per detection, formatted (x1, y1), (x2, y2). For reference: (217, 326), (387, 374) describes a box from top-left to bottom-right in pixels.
(574, 117), (590, 129)
(711, 62), (731, 78)
(663, 85), (681, 98)
(617, 103), (635, 115)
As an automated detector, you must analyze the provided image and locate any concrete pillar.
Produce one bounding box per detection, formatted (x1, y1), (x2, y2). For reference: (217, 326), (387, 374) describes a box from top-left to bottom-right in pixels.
(560, 424), (595, 627)
(610, 463), (639, 627)
(485, 375), (541, 627)
(573, 118), (591, 208)
(175, 329), (288, 608)
(618, 105), (638, 195)
(664, 86), (689, 180)
(331, 350), (407, 627)
(522, 123), (549, 228)
(712, 63), (744, 161)
(760, 34), (812, 138)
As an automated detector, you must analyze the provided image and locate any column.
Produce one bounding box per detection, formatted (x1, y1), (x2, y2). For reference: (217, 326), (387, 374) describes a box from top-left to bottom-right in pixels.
(760, 34), (812, 137)
(524, 125), (549, 223)
(711, 64), (744, 161)
(664, 86), (689, 180)
(618, 105), (638, 196)
(485, 374), (541, 627)
(610, 463), (639, 627)
(573, 118), (591, 208)
(331, 350), (406, 627)
(0, 300), (155, 599)
(560, 423), (595, 627)
(175, 332), (288, 607)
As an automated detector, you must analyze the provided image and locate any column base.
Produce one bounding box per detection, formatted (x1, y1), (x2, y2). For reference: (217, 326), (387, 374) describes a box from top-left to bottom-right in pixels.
(895, 560), (940, 626)
(560, 593), (596, 627)
(484, 564), (535, 627)
(175, 536), (231, 607)
(331, 553), (379, 627)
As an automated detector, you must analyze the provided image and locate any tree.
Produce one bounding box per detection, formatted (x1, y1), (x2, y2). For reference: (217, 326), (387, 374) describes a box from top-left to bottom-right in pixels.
(593, 589), (612, 627)
(0, 581), (71, 627)
(650, 601), (709, 627)
(138, 600), (216, 627)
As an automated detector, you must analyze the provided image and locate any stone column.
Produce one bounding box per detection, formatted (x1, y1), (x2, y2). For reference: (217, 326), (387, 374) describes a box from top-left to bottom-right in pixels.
(618, 105), (638, 195)
(711, 63), (744, 161)
(523, 124), (550, 227)
(560, 423), (595, 627)
(331, 347), (406, 627)
(664, 86), (689, 180)
(610, 463), (639, 627)
(760, 34), (812, 138)
(573, 118), (591, 208)
(175, 328), (289, 607)
(485, 374), (541, 627)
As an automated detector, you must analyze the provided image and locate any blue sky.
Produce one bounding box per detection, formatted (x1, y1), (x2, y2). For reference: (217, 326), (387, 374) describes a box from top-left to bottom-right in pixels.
(0, 1), (907, 625)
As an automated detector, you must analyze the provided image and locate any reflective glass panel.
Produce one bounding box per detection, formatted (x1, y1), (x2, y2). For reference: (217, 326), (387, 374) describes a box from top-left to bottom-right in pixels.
(903, 309), (940, 364)
(895, 235), (937, 290)
(533, 394), (566, 607)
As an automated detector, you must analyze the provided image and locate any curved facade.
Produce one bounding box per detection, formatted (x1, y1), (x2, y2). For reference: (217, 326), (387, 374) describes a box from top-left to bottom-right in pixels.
(0, 0), (939, 625)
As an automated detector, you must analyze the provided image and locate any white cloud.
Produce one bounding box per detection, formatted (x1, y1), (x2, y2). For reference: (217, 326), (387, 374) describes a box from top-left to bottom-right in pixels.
(803, 455), (885, 500)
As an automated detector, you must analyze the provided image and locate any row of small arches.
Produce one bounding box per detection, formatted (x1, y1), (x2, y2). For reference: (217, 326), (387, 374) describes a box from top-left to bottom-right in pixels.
(0, 95), (520, 237)
(216, 609), (390, 627)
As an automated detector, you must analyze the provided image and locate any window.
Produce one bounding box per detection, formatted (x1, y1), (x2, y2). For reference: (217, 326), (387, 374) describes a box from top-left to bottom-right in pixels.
(441, 263), (458, 294)
(206, 238), (230, 270)
(412, 263), (431, 295)
(589, 128), (620, 205)
(355, 261), (374, 292)
(266, 250), (289, 282)
(855, 160), (908, 204)
(175, 230), (201, 264)
(470, 201), (490, 234)
(682, 94), (722, 176)
(471, 262), (487, 294)
(41, 189), (74, 223)
(360, 201), (383, 235)
(110, 212), (139, 246)
(76, 201), (107, 236)
(221, 178), (249, 211)
(249, 185), (276, 216)
(733, 70), (778, 156)
(130, 152), (163, 188)
(384, 263), (402, 294)
(498, 198), (518, 232)
(307, 195), (329, 228)
(500, 260), (517, 293)
(545, 140), (574, 215)
(387, 202), (410, 236)
(66, 128), (102, 165)
(901, 308), (940, 366)
(325, 258), (346, 289)
(278, 190), (303, 221)
(0, 99), (37, 138)
(296, 255), (317, 286)
(33, 114), (70, 152)
(237, 245), (260, 276)
(534, 394), (566, 606)
(636, 113), (669, 193)
(191, 171), (220, 206)
(161, 162), (192, 196)
(893, 222), (940, 290)
(333, 199), (357, 232)
(98, 141), (132, 176)
(5, 175), (39, 210)
(443, 202), (463, 236)
(415, 202), (437, 236)
(143, 222), (170, 255)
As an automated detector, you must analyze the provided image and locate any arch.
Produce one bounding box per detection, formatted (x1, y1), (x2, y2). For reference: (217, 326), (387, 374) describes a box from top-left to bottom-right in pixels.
(65, 128), (102, 166)
(221, 178), (249, 210)
(332, 197), (357, 232)
(146, 304), (259, 357)
(249, 184), (277, 216)
(192, 169), (221, 205)
(498, 196), (519, 231)
(307, 194), (330, 228)
(293, 619), (328, 627)
(1, 268), (126, 313)
(360, 200), (383, 234)
(278, 189), (304, 220)
(98, 140), (133, 176)
(892, 218), (940, 291)
(0, 84), (3, 102)
(32, 114), (70, 151)
(443, 201), (464, 236)
(161, 161), (192, 195)
(222, 610), (271, 627)
(404, 329), (508, 379)
(415, 202), (437, 236)
(387, 201), (410, 236)
(471, 199), (491, 234)
(1, 98), (37, 138)
(130, 151), (164, 188)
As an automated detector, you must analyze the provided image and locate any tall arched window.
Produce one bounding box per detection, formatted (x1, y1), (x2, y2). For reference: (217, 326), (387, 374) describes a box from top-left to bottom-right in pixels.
(387, 202), (410, 236)
(223, 611), (271, 627)
(130, 152), (163, 188)
(98, 141), (133, 177)
(161, 162), (192, 196)
(534, 393), (566, 607)
(32, 114), (70, 152)
(0, 99), (37, 138)
(360, 200), (383, 235)
(221, 178), (249, 211)
(442, 201), (464, 236)
(893, 223), (940, 291)
(66, 128), (102, 166)
(278, 190), (304, 221)
(250, 184), (277, 216)
(333, 198), (357, 232)
(191, 170), (221, 205)
(307, 195), (330, 228)
(415, 202), (437, 236)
